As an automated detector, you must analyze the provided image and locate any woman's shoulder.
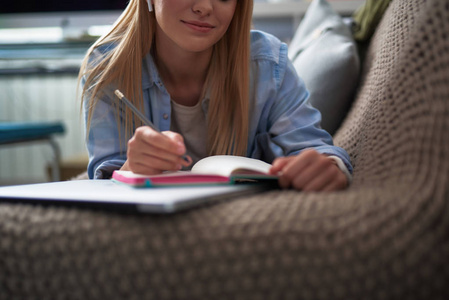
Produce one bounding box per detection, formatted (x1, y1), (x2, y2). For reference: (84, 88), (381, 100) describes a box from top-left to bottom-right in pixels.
(250, 30), (288, 65)
(95, 42), (117, 53)
(86, 41), (118, 63)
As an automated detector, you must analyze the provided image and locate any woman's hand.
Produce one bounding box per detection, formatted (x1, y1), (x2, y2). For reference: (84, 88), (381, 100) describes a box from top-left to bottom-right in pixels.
(269, 149), (348, 191)
(120, 126), (192, 175)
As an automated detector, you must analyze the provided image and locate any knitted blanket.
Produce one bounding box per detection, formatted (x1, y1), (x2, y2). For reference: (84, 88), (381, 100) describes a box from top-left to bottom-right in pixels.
(1, 0), (448, 299)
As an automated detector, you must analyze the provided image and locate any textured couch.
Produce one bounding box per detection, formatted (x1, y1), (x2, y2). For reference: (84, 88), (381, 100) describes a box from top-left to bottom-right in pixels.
(1, 0), (448, 299)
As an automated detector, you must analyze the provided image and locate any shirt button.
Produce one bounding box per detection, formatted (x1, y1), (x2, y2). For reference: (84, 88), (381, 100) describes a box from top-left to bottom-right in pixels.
(163, 113), (169, 120)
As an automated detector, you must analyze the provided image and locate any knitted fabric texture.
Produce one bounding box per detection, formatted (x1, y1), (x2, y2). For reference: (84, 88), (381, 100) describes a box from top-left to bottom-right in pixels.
(1, 0), (448, 299)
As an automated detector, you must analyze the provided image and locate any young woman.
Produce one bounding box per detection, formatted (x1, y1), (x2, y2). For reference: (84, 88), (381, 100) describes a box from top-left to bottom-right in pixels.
(79, 0), (353, 191)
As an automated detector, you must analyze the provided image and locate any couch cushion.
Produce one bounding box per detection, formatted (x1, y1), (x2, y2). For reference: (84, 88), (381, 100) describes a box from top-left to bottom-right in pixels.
(289, 0), (360, 135)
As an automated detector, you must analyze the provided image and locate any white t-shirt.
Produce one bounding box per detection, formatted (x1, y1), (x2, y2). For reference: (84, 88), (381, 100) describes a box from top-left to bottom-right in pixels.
(170, 99), (207, 169)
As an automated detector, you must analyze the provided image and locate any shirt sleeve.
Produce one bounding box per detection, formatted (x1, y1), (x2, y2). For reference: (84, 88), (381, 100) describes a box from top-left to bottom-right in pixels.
(83, 83), (128, 179)
(328, 155), (353, 184)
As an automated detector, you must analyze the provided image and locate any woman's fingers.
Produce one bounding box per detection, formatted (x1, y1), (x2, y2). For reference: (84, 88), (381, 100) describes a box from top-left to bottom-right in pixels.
(281, 150), (318, 189)
(272, 149), (316, 189)
(124, 126), (191, 174)
(271, 149), (348, 191)
(132, 127), (185, 156)
(299, 160), (344, 191)
(126, 146), (184, 173)
(269, 157), (290, 174)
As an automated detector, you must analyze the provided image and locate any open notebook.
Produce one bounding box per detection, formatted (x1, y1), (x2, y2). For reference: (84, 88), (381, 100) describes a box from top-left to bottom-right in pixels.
(112, 155), (278, 187)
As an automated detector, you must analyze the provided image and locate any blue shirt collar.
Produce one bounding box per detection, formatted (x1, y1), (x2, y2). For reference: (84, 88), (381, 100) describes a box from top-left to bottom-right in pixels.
(142, 52), (161, 90)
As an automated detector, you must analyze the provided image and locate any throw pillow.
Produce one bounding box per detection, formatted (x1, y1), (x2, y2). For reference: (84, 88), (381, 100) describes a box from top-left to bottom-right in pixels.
(288, 0), (360, 135)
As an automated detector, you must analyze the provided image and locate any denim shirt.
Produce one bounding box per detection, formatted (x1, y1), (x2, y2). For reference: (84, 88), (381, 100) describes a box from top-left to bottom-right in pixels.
(84, 30), (353, 179)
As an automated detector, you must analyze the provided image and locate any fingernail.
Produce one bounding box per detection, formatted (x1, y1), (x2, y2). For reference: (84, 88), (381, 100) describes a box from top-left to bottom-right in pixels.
(177, 141), (185, 154)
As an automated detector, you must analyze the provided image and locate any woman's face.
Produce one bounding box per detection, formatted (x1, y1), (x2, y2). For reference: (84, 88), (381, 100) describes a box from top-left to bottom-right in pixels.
(153, 0), (238, 54)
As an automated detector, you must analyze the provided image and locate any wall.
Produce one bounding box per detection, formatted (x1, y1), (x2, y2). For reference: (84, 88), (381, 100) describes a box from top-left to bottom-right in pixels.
(0, 74), (87, 184)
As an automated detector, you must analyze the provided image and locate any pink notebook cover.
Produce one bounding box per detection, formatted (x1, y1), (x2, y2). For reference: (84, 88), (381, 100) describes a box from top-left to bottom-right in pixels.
(112, 171), (231, 187)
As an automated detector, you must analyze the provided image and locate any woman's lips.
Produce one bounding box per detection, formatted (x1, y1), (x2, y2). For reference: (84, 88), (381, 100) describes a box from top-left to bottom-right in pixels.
(182, 20), (215, 33)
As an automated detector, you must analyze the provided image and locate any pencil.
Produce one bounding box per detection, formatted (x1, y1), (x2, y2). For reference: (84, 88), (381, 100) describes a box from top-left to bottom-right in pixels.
(114, 89), (190, 163)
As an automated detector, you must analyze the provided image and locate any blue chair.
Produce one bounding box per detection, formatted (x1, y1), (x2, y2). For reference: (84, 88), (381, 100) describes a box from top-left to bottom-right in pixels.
(0, 122), (65, 181)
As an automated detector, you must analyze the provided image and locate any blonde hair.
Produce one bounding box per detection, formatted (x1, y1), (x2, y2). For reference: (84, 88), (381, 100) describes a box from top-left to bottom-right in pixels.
(79, 0), (253, 156)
